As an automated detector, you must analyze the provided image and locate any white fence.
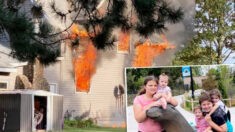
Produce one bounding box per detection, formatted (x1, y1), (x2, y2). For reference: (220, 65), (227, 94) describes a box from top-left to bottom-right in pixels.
(182, 97), (235, 112)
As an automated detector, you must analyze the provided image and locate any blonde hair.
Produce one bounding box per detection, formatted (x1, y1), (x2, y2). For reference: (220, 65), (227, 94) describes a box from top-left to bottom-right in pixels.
(209, 89), (222, 100)
(159, 73), (168, 80)
(138, 75), (157, 95)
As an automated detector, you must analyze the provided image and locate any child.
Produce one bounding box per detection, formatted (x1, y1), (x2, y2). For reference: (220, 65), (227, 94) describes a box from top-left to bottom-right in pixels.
(199, 92), (228, 132)
(208, 89), (233, 132)
(153, 73), (172, 109)
(209, 89), (231, 121)
(194, 105), (212, 132)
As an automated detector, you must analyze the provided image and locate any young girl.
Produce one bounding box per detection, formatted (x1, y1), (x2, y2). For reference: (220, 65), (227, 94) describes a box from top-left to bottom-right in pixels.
(133, 75), (178, 132)
(208, 89), (233, 132)
(153, 73), (172, 109)
(194, 105), (212, 132)
(209, 89), (230, 121)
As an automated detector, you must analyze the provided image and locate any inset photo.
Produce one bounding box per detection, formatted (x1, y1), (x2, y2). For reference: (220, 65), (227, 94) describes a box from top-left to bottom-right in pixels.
(126, 64), (235, 132)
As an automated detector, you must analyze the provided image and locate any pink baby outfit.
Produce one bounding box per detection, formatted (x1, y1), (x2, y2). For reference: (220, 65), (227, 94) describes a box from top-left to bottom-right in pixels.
(157, 86), (171, 94)
(195, 117), (209, 132)
(133, 95), (164, 132)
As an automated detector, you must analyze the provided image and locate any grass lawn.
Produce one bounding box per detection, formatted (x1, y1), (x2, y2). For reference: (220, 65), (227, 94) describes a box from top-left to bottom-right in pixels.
(63, 127), (127, 132)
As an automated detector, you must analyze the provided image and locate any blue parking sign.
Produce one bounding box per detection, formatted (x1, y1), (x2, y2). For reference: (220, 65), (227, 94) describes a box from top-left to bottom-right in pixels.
(182, 66), (191, 77)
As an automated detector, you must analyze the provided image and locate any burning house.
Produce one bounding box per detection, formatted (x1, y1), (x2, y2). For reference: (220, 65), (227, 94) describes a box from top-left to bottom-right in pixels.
(0, 0), (195, 128)
(43, 0), (194, 127)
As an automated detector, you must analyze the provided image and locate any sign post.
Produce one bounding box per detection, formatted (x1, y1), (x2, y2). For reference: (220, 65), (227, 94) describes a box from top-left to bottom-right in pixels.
(182, 66), (194, 99)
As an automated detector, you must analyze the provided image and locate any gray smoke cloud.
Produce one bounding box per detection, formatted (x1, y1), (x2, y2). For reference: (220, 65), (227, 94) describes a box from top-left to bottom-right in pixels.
(153, 0), (195, 66)
(124, 0), (195, 67)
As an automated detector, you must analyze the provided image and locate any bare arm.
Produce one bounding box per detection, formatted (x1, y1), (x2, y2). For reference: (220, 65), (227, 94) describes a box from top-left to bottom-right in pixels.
(164, 89), (177, 106)
(208, 104), (219, 116)
(153, 92), (163, 101)
(205, 115), (227, 132)
(133, 101), (161, 123)
(37, 113), (43, 125)
(165, 90), (172, 101)
(203, 126), (212, 132)
(167, 96), (178, 106)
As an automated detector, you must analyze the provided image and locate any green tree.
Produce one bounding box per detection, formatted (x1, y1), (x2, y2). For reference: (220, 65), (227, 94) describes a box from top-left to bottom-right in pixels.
(202, 76), (218, 91)
(192, 66), (203, 76)
(126, 67), (183, 94)
(202, 68), (218, 90)
(216, 65), (233, 98)
(0, 0), (61, 90)
(172, 0), (234, 65)
(0, 0), (59, 65)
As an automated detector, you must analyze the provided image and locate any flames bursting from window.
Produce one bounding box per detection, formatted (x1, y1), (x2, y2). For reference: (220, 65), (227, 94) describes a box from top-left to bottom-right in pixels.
(118, 31), (130, 52)
(132, 35), (175, 67)
(68, 24), (175, 92)
(69, 24), (97, 92)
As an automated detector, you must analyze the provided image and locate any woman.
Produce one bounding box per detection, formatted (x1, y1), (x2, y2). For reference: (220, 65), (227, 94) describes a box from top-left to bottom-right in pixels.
(133, 75), (178, 132)
(199, 92), (227, 132)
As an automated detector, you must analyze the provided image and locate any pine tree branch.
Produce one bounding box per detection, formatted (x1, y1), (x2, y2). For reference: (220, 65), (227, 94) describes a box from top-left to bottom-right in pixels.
(31, 36), (70, 46)
(35, 5), (82, 39)
(84, 7), (97, 35)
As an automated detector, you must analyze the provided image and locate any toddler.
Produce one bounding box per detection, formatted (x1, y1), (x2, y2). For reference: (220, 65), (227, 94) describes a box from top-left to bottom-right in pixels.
(153, 73), (172, 109)
(194, 106), (212, 132)
(209, 89), (230, 121)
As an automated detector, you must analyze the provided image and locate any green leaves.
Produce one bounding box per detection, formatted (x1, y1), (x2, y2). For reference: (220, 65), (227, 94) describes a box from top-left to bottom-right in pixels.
(173, 0), (234, 65)
(0, 1), (60, 66)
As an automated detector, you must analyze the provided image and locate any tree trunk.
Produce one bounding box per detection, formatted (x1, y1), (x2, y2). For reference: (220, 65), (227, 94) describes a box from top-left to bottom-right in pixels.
(32, 58), (50, 91)
(146, 104), (194, 132)
(23, 62), (34, 83)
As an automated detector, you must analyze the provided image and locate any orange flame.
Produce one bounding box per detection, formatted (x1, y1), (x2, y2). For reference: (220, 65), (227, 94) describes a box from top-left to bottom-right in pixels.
(118, 31), (130, 52)
(132, 35), (175, 67)
(69, 24), (89, 39)
(72, 42), (97, 92)
(70, 24), (97, 92)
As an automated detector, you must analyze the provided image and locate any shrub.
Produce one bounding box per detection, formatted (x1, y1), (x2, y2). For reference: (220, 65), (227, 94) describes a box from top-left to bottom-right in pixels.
(64, 119), (95, 128)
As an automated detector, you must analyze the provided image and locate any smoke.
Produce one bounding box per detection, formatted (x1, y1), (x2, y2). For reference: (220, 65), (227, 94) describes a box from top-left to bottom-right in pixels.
(153, 0), (195, 66)
(123, 0), (195, 67)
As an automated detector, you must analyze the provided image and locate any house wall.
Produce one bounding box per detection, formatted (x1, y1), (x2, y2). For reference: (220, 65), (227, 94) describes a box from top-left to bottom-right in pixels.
(0, 67), (23, 90)
(44, 43), (128, 127)
(38, 0), (130, 127)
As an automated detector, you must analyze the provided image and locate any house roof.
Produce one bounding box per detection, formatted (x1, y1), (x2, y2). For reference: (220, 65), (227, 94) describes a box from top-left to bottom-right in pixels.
(0, 38), (27, 69)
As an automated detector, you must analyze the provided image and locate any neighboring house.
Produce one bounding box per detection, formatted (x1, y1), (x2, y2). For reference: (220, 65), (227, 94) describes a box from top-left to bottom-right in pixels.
(0, 42), (26, 90)
(183, 76), (208, 88)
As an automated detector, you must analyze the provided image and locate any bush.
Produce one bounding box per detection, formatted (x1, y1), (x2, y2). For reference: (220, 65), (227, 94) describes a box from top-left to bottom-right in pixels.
(183, 96), (199, 112)
(64, 119), (95, 128)
(128, 94), (137, 106)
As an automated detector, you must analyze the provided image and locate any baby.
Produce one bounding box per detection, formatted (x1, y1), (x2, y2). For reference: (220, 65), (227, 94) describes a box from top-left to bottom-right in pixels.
(153, 73), (172, 109)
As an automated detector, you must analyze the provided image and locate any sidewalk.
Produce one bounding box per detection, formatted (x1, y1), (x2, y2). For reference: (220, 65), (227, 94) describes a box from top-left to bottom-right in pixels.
(127, 95), (235, 132)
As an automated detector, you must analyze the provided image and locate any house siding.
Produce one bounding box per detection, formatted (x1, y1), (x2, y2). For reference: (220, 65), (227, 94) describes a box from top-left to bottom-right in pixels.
(0, 67), (23, 90)
(44, 43), (127, 126)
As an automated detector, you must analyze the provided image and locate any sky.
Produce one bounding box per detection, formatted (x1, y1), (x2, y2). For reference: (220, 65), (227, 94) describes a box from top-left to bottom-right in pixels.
(223, 52), (235, 64)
